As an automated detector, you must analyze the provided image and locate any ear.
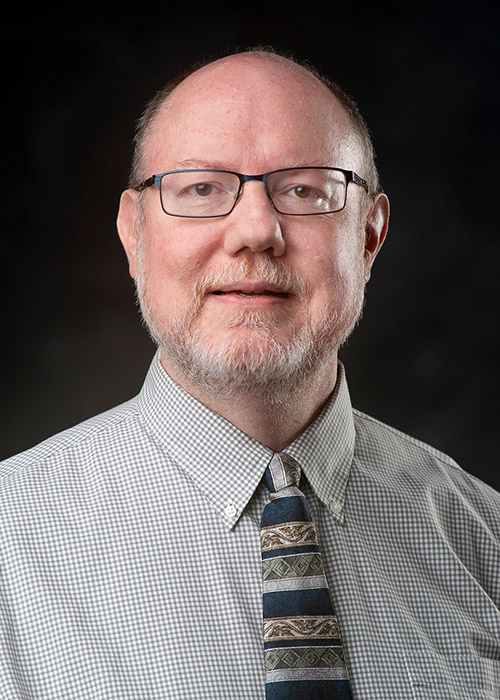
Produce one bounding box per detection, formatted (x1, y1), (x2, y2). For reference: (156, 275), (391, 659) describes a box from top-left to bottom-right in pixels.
(363, 193), (390, 282)
(117, 189), (140, 280)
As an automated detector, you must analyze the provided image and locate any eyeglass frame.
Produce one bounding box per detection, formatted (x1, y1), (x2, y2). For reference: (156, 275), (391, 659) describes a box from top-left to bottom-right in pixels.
(133, 166), (369, 218)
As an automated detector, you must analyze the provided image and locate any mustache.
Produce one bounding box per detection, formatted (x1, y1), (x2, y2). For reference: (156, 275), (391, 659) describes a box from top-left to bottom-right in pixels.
(193, 257), (310, 299)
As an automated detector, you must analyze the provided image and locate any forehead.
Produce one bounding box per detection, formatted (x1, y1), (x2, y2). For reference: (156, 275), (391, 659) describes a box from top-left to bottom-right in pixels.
(143, 56), (363, 175)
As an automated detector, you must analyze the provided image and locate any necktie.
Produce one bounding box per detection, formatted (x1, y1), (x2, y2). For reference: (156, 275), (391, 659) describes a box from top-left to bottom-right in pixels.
(260, 452), (352, 699)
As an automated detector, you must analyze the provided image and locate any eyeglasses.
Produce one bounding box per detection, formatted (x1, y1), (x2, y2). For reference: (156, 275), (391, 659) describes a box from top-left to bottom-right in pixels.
(134, 167), (368, 218)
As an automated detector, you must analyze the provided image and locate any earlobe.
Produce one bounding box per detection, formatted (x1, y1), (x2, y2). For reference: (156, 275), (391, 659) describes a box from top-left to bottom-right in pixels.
(117, 189), (140, 280)
(363, 193), (390, 282)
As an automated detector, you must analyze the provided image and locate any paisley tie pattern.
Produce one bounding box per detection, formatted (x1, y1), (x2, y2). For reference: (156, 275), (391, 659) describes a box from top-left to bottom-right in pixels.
(261, 452), (352, 699)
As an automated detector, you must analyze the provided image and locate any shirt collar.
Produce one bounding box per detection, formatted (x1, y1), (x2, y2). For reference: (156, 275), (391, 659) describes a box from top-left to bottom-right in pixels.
(284, 363), (355, 523)
(138, 350), (354, 529)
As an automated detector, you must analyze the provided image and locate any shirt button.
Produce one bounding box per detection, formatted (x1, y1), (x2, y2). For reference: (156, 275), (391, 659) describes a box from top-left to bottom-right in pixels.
(224, 504), (238, 519)
(329, 501), (342, 515)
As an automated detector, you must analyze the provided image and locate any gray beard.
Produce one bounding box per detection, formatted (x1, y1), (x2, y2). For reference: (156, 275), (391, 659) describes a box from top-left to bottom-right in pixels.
(135, 252), (365, 407)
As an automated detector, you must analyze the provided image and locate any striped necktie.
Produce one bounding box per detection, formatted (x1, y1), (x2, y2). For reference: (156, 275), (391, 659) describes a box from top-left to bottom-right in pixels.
(260, 452), (352, 699)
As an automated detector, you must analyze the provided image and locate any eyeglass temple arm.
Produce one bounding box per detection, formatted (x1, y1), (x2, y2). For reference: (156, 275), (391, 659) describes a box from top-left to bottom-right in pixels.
(350, 172), (368, 190)
(134, 176), (156, 192)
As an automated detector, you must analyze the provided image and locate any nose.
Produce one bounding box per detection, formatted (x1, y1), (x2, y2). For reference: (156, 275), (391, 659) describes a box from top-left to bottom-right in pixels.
(223, 181), (286, 257)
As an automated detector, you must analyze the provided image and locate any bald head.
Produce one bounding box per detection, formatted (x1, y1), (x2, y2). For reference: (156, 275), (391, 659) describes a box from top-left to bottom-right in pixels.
(129, 49), (380, 194)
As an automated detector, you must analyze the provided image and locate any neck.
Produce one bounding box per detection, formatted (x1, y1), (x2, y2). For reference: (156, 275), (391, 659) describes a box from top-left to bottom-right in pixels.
(160, 351), (338, 451)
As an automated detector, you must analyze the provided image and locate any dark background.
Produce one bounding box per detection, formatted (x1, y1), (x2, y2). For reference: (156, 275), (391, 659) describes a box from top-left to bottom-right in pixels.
(2, 6), (499, 491)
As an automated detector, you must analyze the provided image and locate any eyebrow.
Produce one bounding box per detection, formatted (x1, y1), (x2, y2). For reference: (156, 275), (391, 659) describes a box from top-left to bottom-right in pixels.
(174, 158), (237, 171)
(170, 158), (334, 173)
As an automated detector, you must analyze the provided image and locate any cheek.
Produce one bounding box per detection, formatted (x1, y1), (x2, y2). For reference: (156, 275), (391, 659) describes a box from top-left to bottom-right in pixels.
(303, 238), (365, 308)
(150, 216), (222, 267)
(140, 225), (220, 309)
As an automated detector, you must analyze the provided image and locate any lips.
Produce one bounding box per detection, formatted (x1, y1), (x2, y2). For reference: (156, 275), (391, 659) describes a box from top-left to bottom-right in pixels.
(212, 290), (289, 298)
(209, 281), (290, 298)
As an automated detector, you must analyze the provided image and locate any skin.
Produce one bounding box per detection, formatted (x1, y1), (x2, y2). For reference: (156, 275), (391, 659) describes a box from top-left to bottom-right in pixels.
(117, 53), (390, 450)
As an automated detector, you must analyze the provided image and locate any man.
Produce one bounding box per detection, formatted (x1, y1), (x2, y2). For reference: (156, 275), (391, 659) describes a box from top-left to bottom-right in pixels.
(0, 49), (498, 700)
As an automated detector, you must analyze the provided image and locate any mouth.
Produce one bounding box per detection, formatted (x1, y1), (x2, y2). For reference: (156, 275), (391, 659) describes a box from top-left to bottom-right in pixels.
(208, 280), (292, 300)
(211, 290), (290, 298)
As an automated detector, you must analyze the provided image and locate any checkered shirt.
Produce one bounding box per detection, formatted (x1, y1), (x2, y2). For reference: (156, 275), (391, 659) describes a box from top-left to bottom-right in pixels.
(1, 350), (499, 699)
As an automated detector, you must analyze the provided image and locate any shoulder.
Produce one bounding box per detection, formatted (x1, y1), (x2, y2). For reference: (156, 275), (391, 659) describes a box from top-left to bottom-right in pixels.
(352, 407), (460, 470)
(0, 398), (140, 487)
(352, 407), (500, 510)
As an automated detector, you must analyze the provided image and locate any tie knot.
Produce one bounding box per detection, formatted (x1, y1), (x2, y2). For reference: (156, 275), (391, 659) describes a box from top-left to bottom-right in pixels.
(264, 453), (301, 493)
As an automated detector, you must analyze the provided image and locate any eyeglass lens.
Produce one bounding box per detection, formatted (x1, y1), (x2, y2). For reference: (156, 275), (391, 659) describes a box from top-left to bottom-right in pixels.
(159, 169), (348, 217)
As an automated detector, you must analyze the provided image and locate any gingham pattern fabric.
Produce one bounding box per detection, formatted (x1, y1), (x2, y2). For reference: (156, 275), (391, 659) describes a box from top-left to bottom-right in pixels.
(0, 349), (499, 699)
(261, 453), (352, 699)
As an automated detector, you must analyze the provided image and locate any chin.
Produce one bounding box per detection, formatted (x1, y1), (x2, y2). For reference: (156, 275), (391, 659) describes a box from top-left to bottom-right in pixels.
(150, 306), (355, 406)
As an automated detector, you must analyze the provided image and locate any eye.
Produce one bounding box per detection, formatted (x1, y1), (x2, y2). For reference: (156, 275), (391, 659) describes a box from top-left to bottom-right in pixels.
(289, 185), (318, 199)
(285, 184), (324, 202)
(190, 182), (216, 197)
(179, 176), (236, 200)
